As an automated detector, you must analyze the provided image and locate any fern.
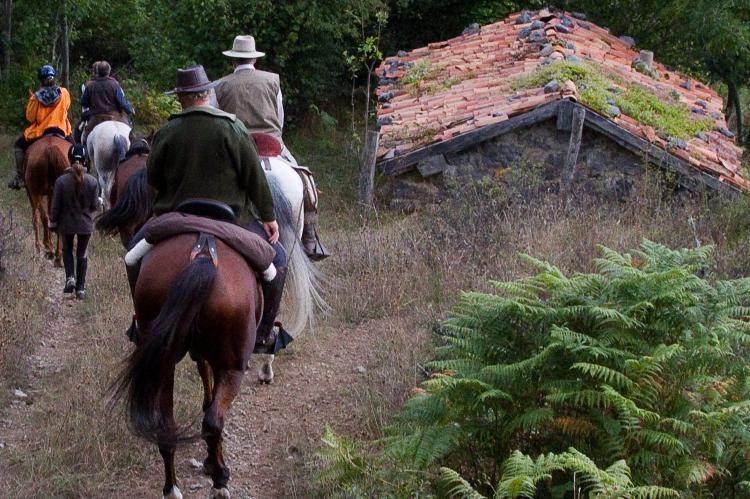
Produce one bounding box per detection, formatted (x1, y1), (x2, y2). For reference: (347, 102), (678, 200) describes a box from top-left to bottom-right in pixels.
(317, 241), (750, 497)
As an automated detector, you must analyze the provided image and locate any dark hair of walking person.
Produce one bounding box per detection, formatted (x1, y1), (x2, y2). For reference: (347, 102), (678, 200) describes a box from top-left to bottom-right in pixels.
(49, 145), (102, 299)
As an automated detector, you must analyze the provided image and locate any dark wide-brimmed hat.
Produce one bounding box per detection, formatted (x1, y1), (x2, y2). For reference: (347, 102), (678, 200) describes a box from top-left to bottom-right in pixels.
(166, 65), (216, 94)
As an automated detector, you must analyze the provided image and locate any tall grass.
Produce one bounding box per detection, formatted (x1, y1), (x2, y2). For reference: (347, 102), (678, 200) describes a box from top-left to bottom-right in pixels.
(2, 124), (750, 497)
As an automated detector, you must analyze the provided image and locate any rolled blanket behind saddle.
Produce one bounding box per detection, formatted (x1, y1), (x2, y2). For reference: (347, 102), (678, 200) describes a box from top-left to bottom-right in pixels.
(141, 212), (276, 275)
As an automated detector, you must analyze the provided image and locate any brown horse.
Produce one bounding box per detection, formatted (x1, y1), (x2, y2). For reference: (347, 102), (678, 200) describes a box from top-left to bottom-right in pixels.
(109, 139), (150, 206)
(98, 138), (153, 246)
(24, 134), (70, 265)
(101, 164), (320, 497)
(114, 231), (262, 499)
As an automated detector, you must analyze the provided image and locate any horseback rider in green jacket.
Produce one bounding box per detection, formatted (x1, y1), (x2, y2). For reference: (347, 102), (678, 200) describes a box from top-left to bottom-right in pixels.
(132, 65), (287, 353)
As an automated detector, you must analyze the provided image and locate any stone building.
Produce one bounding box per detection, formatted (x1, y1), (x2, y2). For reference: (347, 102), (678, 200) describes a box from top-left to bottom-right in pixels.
(374, 9), (747, 209)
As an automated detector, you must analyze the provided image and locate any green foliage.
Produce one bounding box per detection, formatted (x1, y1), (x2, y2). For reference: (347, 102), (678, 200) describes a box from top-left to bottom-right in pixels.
(320, 241), (750, 497)
(515, 61), (714, 139)
(121, 79), (180, 129)
(400, 59), (474, 97)
(616, 87), (714, 139)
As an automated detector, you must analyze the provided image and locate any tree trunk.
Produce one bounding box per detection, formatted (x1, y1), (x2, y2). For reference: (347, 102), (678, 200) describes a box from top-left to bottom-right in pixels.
(62, 2), (69, 89)
(2, 0), (12, 77)
(728, 80), (742, 143)
(358, 130), (379, 218)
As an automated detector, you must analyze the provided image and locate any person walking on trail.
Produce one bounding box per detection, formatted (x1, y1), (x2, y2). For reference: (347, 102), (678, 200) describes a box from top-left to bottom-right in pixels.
(8, 64), (72, 190)
(129, 64), (288, 353)
(49, 144), (101, 300)
(80, 61), (135, 145)
(214, 35), (330, 261)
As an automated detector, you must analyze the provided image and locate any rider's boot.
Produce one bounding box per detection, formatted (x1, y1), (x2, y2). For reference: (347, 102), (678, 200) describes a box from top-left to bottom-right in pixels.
(254, 266), (290, 354)
(7, 147), (25, 190)
(75, 257), (88, 300)
(301, 214), (330, 262)
(125, 262), (141, 341)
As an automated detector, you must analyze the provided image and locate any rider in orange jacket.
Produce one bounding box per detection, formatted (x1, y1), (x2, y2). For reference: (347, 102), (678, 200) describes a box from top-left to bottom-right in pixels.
(8, 65), (72, 190)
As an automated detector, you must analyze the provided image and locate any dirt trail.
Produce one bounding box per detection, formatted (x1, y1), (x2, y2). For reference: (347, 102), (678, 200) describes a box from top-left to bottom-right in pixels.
(176, 326), (380, 498)
(0, 232), (383, 498)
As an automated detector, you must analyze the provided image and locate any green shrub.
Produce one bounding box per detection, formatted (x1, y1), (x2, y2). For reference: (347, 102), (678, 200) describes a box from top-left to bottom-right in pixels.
(121, 79), (181, 130)
(319, 241), (750, 497)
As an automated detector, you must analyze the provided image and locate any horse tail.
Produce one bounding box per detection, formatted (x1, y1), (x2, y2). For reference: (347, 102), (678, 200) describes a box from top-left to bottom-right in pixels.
(96, 169), (154, 237)
(112, 134), (128, 168)
(112, 256), (218, 445)
(267, 176), (328, 337)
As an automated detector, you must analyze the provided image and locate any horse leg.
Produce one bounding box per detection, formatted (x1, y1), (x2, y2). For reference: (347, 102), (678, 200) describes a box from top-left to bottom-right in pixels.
(29, 197), (41, 253)
(39, 199), (54, 260)
(257, 354), (275, 384)
(46, 195), (62, 267)
(158, 373), (182, 499)
(202, 369), (243, 498)
(197, 360), (214, 411)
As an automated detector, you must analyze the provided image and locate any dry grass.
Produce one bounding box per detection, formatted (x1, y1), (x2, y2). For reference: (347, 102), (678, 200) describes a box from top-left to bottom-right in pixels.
(3, 127), (750, 497)
(297, 163), (750, 496)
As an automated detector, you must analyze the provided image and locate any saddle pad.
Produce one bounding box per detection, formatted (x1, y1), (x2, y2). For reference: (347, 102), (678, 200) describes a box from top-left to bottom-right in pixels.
(251, 133), (282, 157)
(143, 212), (275, 272)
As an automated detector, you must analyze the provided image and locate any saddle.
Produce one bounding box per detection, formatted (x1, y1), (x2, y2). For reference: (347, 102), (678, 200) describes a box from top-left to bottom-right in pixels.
(42, 127), (67, 140)
(142, 204), (275, 275)
(251, 133), (320, 215)
(252, 133), (282, 157)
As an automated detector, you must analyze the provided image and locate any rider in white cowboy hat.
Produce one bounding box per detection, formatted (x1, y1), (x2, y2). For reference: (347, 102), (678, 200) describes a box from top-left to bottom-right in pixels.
(214, 35), (330, 261)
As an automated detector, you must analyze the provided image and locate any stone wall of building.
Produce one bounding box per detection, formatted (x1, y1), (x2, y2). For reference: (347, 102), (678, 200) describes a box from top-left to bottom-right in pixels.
(386, 119), (662, 210)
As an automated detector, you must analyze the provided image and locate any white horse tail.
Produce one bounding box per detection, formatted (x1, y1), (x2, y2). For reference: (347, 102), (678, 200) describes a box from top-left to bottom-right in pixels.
(267, 176), (328, 337)
(88, 121), (131, 209)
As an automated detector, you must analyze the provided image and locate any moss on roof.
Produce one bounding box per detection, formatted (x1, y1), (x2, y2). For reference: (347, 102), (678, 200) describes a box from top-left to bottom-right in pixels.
(513, 61), (712, 140)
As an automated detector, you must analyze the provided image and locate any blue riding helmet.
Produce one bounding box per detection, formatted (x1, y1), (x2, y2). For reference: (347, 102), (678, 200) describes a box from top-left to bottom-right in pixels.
(38, 64), (56, 81)
(68, 144), (88, 164)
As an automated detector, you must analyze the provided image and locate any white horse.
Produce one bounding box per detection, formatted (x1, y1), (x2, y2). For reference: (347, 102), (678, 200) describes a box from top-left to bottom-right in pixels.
(87, 121), (131, 209)
(254, 144), (328, 383)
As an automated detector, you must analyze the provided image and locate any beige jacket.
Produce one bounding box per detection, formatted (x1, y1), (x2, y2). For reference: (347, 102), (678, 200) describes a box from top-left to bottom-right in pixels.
(215, 68), (283, 141)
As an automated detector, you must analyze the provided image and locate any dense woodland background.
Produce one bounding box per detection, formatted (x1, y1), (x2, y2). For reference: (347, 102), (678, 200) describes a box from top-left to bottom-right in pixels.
(3, 2), (750, 497)
(0, 0), (749, 143)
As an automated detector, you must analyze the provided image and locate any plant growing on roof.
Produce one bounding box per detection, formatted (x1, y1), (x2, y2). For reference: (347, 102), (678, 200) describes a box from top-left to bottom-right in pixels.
(399, 59), (475, 97)
(515, 61), (714, 139)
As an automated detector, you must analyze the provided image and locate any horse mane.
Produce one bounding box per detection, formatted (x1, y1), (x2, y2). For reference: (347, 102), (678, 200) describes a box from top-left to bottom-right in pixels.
(124, 138), (151, 160)
(96, 169), (154, 240)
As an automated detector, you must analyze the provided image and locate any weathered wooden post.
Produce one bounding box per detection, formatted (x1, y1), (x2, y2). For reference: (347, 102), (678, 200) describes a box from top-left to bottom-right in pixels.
(358, 130), (379, 217)
(562, 104), (586, 195)
(563, 105), (586, 184)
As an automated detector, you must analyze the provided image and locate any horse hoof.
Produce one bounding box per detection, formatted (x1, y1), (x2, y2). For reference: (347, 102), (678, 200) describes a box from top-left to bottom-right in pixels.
(53, 258), (63, 268)
(163, 485), (183, 499)
(44, 251), (54, 260)
(257, 365), (274, 384)
(209, 488), (230, 499)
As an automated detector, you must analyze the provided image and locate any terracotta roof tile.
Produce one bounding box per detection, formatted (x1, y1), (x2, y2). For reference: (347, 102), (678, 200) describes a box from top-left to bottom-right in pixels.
(375, 10), (746, 189)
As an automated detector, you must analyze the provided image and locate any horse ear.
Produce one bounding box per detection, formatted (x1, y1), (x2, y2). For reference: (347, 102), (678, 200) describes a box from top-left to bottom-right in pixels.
(146, 128), (156, 144)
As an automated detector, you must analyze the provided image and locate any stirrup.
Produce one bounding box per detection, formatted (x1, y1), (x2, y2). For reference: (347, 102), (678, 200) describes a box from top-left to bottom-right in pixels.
(304, 237), (331, 261)
(253, 322), (294, 354)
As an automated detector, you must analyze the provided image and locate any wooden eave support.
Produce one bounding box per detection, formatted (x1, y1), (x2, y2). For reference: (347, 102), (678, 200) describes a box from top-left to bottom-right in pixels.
(562, 105), (586, 190)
